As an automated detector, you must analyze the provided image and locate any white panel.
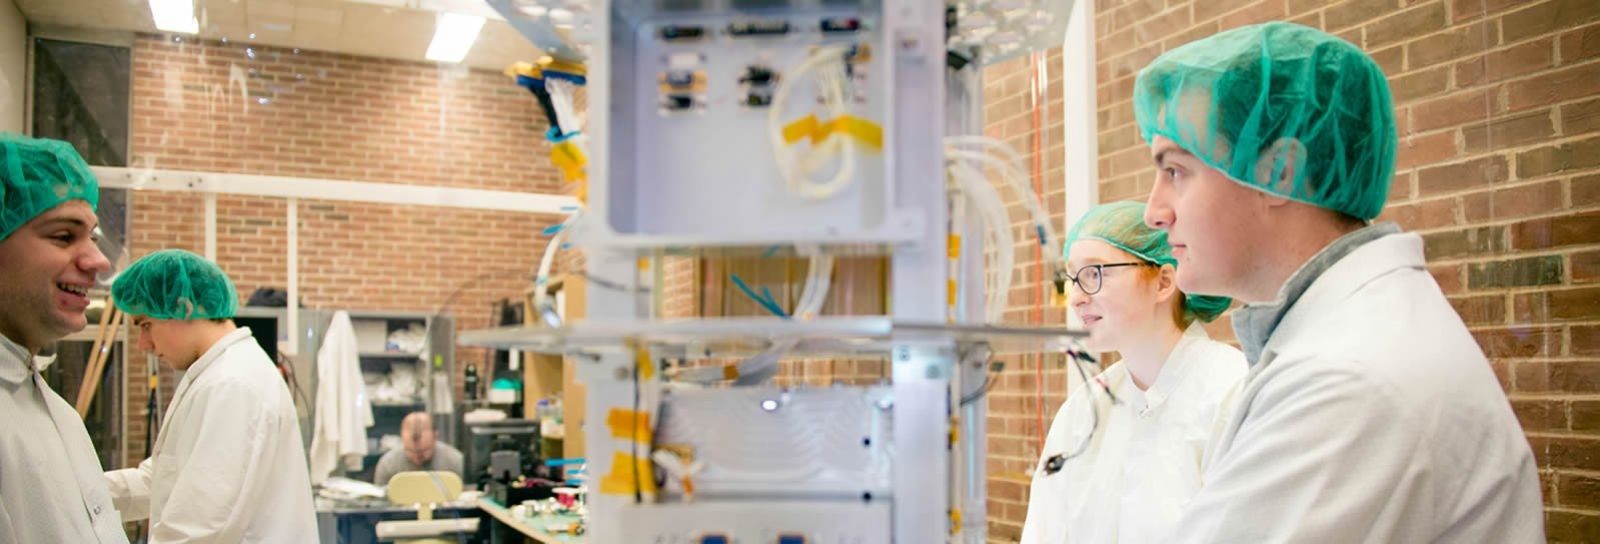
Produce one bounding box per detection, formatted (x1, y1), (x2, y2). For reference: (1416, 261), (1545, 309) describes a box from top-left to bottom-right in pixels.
(654, 386), (894, 497)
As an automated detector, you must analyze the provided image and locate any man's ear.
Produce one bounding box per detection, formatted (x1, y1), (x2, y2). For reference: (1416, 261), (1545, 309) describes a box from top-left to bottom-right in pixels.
(1256, 138), (1306, 210)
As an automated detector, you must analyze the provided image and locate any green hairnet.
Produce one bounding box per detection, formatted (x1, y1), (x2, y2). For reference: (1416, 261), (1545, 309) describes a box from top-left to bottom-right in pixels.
(113, 249), (239, 320)
(1133, 22), (1397, 221)
(1064, 201), (1232, 322)
(0, 133), (100, 241)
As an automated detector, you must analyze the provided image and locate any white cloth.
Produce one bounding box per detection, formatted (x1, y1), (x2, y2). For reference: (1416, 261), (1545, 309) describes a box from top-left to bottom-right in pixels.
(309, 310), (373, 483)
(1170, 233), (1544, 543)
(1022, 325), (1246, 544)
(0, 334), (129, 543)
(103, 327), (318, 543)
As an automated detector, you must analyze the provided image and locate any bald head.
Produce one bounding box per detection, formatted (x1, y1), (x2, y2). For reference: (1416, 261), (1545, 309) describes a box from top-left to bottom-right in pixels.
(400, 412), (437, 466)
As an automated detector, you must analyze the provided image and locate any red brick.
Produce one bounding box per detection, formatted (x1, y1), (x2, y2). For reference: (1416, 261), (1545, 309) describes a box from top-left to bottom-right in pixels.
(1107, 0), (1166, 33)
(1395, 130), (1459, 169)
(1558, 23), (1600, 64)
(1368, 3), (1449, 48)
(1475, 326), (1567, 358)
(1507, 62), (1600, 112)
(1381, 197), (1459, 230)
(1417, 155), (1510, 196)
(1410, 20), (1501, 69)
(1528, 435), (1600, 471)
(1328, 0), (1404, 32)
(1431, 263), (1466, 294)
(1161, 20), (1222, 53)
(1413, 89), (1499, 133)
(1557, 472), (1600, 509)
(1509, 211), (1600, 250)
(1574, 398), (1600, 430)
(1516, 361), (1600, 395)
(1574, 251), (1600, 284)
(1513, 287), (1600, 323)
(1130, 7), (1195, 47)
(1450, 294), (1508, 325)
(1511, 398), (1568, 431)
(1219, 0), (1288, 30)
(1456, 37), (1555, 88)
(1426, 226), (1508, 259)
(1452, 0), (1537, 23)
(1502, 0), (1600, 44)
(1562, 98), (1600, 136)
(1463, 110), (1558, 153)
(1467, 180), (1566, 222)
(1390, 67), (1453, 106)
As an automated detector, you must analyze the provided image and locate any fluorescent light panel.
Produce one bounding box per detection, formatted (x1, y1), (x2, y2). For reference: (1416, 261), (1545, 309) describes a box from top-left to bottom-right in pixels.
(425, 13), (485, 63)
(148, 0), (199, 34)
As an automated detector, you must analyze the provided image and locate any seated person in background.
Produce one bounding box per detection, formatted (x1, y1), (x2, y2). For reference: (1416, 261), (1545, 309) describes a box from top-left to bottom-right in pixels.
(374, 411), (465, 486)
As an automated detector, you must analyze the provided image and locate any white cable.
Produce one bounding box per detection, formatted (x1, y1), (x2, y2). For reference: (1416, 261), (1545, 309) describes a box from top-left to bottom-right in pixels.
(945, 136), (1062, 262)
(949, 157), (1014, 323)
(945, 145), (1061, 265)
(546, 77), (583, 136)
(532, 211), (582, 318)
(769, 46), (857, 200)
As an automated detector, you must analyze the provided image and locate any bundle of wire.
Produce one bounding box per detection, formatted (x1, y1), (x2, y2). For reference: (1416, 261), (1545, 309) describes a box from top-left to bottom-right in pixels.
(671, 249), (835, 386)
(945, 135), (1062, 266)
(948, 157), (1015, 324)
(768, 46), (857, 201)
(944, 136), (1061, 324)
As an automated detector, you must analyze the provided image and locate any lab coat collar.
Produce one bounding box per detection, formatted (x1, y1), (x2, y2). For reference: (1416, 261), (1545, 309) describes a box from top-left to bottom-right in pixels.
(179, 327), (256, 385)
(1233, 222), (1401, 365)
(156, 327), (255, 456)
(0, 333), (29, 384)
(1263, 232), (1429, 360)
(1122, 324), (1211, 416)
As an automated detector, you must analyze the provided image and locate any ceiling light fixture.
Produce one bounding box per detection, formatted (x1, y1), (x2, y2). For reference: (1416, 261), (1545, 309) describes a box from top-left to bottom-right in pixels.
(148, 0), (199, 34)
(424, 13), (484, 63)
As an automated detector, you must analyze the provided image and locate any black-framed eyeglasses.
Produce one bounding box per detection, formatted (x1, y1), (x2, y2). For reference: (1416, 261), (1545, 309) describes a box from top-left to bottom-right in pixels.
(1063, 262), (1150, 296)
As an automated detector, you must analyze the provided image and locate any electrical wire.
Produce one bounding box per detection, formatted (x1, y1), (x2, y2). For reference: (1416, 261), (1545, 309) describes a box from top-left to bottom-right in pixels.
(947, 158), (1015, 324)
(769, 46), (857, 200)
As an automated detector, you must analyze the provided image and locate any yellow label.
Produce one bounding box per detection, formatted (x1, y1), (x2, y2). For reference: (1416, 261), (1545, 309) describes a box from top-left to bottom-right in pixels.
(634, 347), (656, 381)
(780, 115), (883, 150)
(598, 452), (660, 496)
(605, 409), (652, 441)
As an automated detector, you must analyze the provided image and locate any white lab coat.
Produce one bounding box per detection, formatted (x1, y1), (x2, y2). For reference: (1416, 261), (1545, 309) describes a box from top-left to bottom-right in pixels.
(309, 310), (373, 483)
(103, 327), (318, 543)
(1169, 233), (1545, 542)
(0, 333), (129, 543)
(1021, 325), (1246, 544)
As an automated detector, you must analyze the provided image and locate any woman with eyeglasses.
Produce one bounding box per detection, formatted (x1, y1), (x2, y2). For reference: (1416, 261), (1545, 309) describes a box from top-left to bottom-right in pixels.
(1021, 201), (1247, 544)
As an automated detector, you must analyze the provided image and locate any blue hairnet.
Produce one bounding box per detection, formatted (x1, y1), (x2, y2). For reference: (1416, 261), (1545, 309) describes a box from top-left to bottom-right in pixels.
(1134, 22), (1397, 221)
(113, 249), (240, 320)
(0, 133), (99, 241)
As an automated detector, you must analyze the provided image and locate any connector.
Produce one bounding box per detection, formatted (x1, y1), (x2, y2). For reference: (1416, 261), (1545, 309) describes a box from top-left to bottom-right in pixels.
(739, 65), (777, 86)
(820, 17), (861, 33)
(658, 25), (706, 42)
(727, 19), (790, 37)
(661, 94), (695, 112)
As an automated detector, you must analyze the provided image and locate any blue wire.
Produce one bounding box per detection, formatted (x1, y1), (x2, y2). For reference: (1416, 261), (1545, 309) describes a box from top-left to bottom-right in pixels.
(731, 274), (788, 317)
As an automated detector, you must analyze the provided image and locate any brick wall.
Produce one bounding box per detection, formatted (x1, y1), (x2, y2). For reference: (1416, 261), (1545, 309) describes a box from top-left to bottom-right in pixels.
(1060, 0), (1600, 541)
(123, 35), (563, 468)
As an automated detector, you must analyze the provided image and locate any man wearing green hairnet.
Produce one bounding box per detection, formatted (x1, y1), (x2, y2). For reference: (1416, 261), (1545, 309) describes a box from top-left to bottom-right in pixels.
(0, 133), (129, 543)
(102, 249), (318, 542)
(1134, 22), (1542, 542)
